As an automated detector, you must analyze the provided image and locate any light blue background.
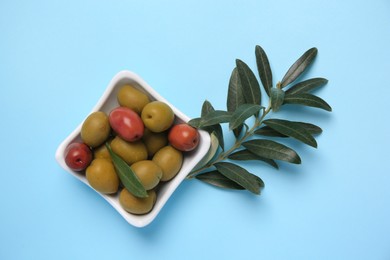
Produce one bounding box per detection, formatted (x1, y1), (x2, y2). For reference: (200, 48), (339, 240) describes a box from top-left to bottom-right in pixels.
(1, 0), (389, 259)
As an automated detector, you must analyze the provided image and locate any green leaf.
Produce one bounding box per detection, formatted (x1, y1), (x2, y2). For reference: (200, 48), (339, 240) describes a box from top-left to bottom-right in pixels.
(255, 122), (322, 137)
(254, 126), (288, 137)
(201, 100), (225, 150)
(281, 47), (318, 88)
(236, 59), (261, 105)
(243, 139), (301, 164)
(296, 122), (322, 135)
(203, 125), (224, 150)
(201, 100), (214, 117)
(196, 170), (245, 190)
(228, 149), (279, 169)
(270, 88), (285, 112)
(263, 119), (317, 148)
(227, 67), (246, 138)
(189, 110), (232, 128)
(255, 45), (273, 96)
(229, 104), (262, 130)
(232, 124), (244, 139)
(215, 162), (264, 195)
(106, 143), (148, 198)
(188, 117), (202, 128)
(227, 68), (245, 112)
(285, 78), (328, 95)
(192, 132), (220, 172)
(283, 93), (332, 111)
(200, 110), (232, 127)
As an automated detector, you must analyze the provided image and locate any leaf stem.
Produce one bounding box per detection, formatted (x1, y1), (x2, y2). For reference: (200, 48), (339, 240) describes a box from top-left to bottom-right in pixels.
(187, 103), (272, 179)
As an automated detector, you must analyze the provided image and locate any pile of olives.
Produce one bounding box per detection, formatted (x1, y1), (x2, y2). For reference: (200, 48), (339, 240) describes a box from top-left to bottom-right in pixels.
(64, 85), (200, 215)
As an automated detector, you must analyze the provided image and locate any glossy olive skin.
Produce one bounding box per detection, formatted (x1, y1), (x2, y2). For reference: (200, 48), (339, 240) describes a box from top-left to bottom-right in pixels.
(119, 189), (156, 215)
(86, 158), (119, 194)
(109, 107), (144, 142)
(81, 111), (111, 148)
(65, 142), (93, 171)
(168, 123), (200, 151)
(152, 146), (183, 181)
(110, 136), (148, 165)
(141, 101), (174, 133)
(131, 160), (162, 190)
(117, 85), (150, 114)
(142, 128), (168, 157)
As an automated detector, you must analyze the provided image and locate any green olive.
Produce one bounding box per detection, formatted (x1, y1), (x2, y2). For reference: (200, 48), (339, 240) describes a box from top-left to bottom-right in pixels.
(81, 111), (110, 148)
(110, 136), (147, 165)
(93, 142), (111, 161)
(119, 189), (156, 215)
(86, 158), (119, 194)
(117, 85), (151, 114)
(142, 128), (168, 157)
(131, 160), (162, 190)
(141, 101), (174, 133)
(152, 146), (183, 181)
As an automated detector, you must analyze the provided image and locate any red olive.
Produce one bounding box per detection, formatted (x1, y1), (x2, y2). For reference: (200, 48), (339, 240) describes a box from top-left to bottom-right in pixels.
(64, 142), (93, 171)
(109, 107), (144, 142)
(168, 124), (200, 152)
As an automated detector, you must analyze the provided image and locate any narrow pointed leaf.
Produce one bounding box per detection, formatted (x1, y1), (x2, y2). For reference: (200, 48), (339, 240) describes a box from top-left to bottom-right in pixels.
(229, 104), (262, 130)
(255, 126), (288, 137)
(201, 110), (232, 126)
(263, 119), (317, 147)
(188, 117), (202, 128)
(255, 122), (322, 137)
(236, 59), (261, 105)
(283, 93), (332, 111)
(196, 170), (245, 190)
(255, 45), (272, 96)
(106, 143), (148, 198)
(227, 68), (245, 112)
(190, 110), (232, 128)
(286, 78), (328, 95)
(281, 47), (318, 88)
(201, 100), (214, 117)
(243, 139), (301, 164)
(191, 101), (230, 129)
(203, 124), (224, 150)
(270, 88), (285, 112)
(215, 162), (264, 194)
(192, 132), (220, 172)
(227, 67), (245, 138)
(228, 149), (279, 169)
(296, 122), (322, 135)
(201, 100), (224, 150)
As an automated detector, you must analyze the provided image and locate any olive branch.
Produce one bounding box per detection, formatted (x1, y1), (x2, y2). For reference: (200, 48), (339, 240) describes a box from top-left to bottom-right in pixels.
(186, 45), (331, 195)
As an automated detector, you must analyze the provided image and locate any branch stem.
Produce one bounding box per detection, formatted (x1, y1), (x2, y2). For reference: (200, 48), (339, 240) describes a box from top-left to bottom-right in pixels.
(186, 103), (272, 179)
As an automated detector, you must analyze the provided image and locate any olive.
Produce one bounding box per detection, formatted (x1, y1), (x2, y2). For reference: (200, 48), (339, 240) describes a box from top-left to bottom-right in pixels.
(152, 146), (183, 181)
(81, 111), (110, 148)
(117, 85), (150, 114)
(110, 136), (147, 165)
(93, 143), (111, 161)
(65, 142), (93, 171)
(142, 128), (168, 157)
(168, 123), (200, 151)
(109, 107), (144, 142)
(86, 158), (119, 194)
(131, 160), (162, 190)
(119, 188), (157, 215)
(141, 101), (174, 133)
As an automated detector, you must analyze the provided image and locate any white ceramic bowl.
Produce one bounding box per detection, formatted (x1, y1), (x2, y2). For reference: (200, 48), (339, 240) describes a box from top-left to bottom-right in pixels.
(55, 70), (210, 228)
